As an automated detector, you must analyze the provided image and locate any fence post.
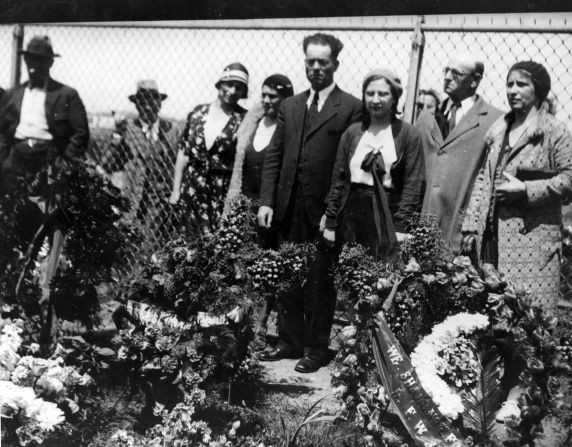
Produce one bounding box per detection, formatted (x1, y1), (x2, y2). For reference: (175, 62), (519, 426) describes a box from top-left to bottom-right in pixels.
(402, 16), (425, 124)
(11, 24), (24, 88)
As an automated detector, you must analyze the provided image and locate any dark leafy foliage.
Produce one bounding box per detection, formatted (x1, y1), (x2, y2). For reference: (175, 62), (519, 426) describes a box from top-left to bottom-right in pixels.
(332, 215), (572, 446)
(0, 160), (138, 329)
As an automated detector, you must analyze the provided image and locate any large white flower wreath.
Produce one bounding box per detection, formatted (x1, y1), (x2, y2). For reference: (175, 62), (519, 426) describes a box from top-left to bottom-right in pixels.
(410, 312), (490, 419)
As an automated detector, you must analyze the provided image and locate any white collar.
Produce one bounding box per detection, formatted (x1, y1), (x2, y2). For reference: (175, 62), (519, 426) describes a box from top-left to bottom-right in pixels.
(307, 82), (336, 111)
(141, 119), (160, 141)
(446, 95), (477, 115)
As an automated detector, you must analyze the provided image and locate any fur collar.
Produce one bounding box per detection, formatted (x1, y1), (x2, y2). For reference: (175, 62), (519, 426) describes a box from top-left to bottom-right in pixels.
(485, 106), (553, 149)
(223, 103), (265, 215)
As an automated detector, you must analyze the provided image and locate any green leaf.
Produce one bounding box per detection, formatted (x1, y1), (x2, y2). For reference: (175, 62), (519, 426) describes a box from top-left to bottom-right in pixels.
(460, 343), (506, 442)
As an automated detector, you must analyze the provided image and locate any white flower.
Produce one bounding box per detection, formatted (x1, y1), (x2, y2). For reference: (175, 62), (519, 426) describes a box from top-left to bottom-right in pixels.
(27, 399), (65, 430)
(28, 343), (40, 354)
(411, 312), (489, 419)
(11, 365), (31, 385)
(332, 384), (347, 397)
(0, 381), (65, 430)
(37, 376), (65, 396)
(79, 373), (93, 386)
(341, 325), (357, 338)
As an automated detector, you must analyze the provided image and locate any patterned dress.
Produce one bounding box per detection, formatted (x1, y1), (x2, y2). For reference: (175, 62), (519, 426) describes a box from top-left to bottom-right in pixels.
(179, 103), (246, 237)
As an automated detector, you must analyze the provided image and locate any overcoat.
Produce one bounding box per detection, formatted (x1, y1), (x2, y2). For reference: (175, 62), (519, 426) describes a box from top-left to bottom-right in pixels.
(462, 109), (572, 309)
(259, 86), (362, 226)
(421, 96), (502, 253)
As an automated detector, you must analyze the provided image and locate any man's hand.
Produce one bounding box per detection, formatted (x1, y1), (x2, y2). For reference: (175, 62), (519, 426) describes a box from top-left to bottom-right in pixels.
(323, 228), (335, 249)
(257, 206), (273, 228)
(496, 172), (526, 204)
(396, 232), (411, 243)
(319, 214), (326, 232)
(169, 190), (180, 205)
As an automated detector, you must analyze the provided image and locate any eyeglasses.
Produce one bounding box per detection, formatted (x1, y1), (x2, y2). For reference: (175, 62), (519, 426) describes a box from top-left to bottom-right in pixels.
(442, 67), (471, 78)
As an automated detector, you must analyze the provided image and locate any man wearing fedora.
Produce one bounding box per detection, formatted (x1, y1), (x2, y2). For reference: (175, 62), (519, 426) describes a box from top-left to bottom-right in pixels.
(0, 35), (89, 193)
(106, 80), (179, 241)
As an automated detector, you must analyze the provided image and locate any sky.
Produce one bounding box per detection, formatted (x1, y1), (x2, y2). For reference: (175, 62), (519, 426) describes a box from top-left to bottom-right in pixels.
(1, 14), (571, 126)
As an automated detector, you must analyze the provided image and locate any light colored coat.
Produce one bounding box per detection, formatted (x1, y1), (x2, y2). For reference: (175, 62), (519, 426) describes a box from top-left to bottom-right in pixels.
(224, 103), (265, 215)
(421, 97), (503, 253)
(462, 109), (572, 309)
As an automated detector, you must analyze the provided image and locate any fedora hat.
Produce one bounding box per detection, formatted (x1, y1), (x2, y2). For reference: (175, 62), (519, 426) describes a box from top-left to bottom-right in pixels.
(19, 36), (60, 59)
(128, 79), (168, 102)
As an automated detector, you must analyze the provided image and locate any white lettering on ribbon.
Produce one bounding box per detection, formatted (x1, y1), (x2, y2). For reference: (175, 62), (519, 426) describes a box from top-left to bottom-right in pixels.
(406, 406), (417, 416)
(387, 345), (404, 365)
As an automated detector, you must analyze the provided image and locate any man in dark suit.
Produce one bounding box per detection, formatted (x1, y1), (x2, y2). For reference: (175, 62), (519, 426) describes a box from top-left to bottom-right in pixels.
(419, 52), (502, 254)
(0, 35), (89, 193)
(257, 33), (362, 373)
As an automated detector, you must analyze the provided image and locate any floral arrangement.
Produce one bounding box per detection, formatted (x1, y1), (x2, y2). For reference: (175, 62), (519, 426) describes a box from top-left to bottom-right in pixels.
(0, 160), (138, 337)
(331, 215), (572, 446)
(0, 319), (93, 446)
(410, 312), (490, 419)
(114, 195), (315, 430)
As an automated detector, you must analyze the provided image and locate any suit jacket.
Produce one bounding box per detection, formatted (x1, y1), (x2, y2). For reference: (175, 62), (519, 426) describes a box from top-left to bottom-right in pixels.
(420, 95), (503, 253)
(260, 85), (362, 225)
(0, 78), (89, 162)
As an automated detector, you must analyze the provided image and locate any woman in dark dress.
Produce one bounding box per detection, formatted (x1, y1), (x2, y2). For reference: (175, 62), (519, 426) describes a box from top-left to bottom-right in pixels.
(169, 63), (249, 238)
(225, 74), (294, 208)
(323, 68), (424, 260)
(225, 74), (294, 340)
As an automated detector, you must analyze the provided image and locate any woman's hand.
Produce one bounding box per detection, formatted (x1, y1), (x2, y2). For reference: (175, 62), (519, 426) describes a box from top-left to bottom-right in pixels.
(323, 228), (336, 249)
(169, 190), (180, 204)
(495, 172), (526, 204)
(396, 232), (410, 243)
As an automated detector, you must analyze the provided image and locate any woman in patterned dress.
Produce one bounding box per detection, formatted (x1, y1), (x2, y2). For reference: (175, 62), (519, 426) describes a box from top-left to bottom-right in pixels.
(462, 61), (572, 310)
(169, 63), (248, 238)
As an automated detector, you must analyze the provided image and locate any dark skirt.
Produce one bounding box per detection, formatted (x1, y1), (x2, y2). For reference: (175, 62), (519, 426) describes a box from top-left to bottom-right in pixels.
(339, 184), (379, 257)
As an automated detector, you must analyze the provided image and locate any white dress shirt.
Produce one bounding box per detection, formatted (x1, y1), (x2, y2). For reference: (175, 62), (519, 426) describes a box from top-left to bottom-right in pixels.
(14, 86), (53, 141)
(306, 82), (336, 112)
(141, 120), (160, 142)
(444, 95), (477, 126)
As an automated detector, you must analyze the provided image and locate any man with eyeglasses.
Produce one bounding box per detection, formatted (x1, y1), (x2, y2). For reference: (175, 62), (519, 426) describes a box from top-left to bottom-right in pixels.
(419, 53), (502, 254)
(258, 33), (362, 373)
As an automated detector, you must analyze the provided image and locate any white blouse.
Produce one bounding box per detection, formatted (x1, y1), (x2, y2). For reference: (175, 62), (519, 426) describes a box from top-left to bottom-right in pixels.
(349, 127), (397, 188)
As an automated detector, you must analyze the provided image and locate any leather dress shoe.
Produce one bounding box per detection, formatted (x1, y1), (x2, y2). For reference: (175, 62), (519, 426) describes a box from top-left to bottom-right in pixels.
(294, 355), (326, 373)
(257, 346), (302, 362)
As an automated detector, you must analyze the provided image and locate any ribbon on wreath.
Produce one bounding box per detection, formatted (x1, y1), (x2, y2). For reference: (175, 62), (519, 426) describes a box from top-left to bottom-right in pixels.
(125, 300), (244, 331)
(370, 312), (467, 447)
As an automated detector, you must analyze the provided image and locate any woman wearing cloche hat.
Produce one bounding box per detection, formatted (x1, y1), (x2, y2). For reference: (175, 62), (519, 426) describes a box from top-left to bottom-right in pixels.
(463, 60), (572, 312)
(169, 62), (249, 238)
(323, 68), (424, 261)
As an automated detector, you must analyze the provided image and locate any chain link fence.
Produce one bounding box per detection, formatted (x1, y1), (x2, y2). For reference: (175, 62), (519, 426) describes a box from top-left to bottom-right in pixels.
(1, 14), (572, 343)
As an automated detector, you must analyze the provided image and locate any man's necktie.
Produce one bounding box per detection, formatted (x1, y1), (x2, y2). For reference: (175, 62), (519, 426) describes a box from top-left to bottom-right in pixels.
(447, 102), (460, 136)
(303, 92), (320, 138)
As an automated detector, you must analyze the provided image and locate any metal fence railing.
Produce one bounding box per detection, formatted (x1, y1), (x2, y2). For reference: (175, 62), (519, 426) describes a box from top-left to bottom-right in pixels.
(2, 13), (572, 341)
